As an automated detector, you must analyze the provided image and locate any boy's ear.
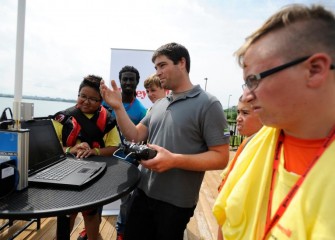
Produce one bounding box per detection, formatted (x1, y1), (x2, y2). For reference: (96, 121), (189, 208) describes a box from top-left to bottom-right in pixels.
(306, 53), (331, 88)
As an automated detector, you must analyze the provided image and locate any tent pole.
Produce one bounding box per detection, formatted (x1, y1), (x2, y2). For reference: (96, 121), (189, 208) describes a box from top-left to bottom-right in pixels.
(13, 0), (26, 128)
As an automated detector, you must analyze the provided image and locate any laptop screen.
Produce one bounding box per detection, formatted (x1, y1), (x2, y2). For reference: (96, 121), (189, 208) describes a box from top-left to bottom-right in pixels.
(21, 119), (66, 175)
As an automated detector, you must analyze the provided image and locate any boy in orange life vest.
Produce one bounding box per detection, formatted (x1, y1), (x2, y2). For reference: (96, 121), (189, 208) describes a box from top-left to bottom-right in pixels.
(52, 75), (120, 240)
(215, 93), (263, 240)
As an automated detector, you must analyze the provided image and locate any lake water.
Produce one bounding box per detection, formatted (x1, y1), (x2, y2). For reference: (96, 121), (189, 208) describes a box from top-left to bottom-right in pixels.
(0, 97), (75, 118)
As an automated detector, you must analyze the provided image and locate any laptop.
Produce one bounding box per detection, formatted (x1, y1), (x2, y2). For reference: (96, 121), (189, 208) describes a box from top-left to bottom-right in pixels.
(21, 119), (106, 188)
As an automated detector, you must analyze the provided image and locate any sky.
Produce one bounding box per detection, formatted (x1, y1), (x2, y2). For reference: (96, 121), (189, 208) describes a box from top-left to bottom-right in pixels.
(1, 0), (334, 108)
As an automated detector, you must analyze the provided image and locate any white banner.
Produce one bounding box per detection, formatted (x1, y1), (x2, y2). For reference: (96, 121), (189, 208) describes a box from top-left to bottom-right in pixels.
(103, 48), (155, 215)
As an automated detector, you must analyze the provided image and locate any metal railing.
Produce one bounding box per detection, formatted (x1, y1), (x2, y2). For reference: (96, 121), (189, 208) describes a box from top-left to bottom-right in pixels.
(227, 120), (245, 149)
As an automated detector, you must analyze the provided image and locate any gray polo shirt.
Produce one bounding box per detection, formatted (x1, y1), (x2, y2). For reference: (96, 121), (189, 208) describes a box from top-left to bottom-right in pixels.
(140, 84), (229, 208)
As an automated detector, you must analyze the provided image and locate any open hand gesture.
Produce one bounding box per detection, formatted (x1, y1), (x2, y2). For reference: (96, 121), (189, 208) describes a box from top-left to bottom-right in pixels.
(100, 80), (123, 110)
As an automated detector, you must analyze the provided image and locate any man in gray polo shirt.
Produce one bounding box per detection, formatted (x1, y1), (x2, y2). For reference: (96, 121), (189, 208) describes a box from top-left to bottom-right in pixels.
(100, 42), (230, 240)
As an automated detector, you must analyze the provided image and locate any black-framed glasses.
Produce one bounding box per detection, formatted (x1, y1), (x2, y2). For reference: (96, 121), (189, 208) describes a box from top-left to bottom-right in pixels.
(77, 94), (101, 103)
(242, 55), (335, 91)
(242, 56), (312, 91)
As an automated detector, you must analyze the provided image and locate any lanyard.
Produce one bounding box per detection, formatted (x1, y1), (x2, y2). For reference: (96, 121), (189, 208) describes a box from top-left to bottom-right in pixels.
(263, 126), (335, 239)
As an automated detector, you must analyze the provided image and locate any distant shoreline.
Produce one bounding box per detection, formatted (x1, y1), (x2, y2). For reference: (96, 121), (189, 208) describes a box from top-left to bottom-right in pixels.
(0, 93), (76, 103)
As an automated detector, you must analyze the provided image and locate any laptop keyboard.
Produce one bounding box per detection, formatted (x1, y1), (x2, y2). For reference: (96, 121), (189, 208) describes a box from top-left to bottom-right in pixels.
(36, 159), (89, 181)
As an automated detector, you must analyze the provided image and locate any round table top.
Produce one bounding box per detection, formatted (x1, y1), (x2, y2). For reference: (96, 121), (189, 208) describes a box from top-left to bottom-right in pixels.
(0, 156), (140, 219)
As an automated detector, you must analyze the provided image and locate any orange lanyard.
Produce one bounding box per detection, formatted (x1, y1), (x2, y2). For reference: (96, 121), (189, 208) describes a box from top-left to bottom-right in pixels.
(263, 126), (335, 240)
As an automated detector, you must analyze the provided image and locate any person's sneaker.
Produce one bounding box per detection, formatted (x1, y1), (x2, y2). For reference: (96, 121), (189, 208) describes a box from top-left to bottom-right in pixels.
(116, 233), (124, 240)
(77, 228), (88, 240)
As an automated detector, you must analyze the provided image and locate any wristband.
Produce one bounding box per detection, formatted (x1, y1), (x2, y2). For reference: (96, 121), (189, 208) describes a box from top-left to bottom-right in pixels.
(65, 147), (71, 154)
(94, 148), (100, 156)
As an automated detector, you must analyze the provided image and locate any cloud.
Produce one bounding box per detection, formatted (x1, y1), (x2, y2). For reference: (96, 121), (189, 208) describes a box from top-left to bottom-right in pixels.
(1, 0), (334, 107)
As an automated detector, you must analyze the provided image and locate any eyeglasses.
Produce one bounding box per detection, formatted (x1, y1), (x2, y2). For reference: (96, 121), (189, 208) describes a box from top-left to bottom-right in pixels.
(242, 56), (335, 91)
(78, 94), (101, 103)
(242, 56), (314, 91)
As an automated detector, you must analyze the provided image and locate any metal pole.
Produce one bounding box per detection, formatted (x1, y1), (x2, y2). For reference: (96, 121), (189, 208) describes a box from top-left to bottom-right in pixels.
(227, 94), (232, 119)
(13, 0), (26, 127)
(204, 78), (208, 91)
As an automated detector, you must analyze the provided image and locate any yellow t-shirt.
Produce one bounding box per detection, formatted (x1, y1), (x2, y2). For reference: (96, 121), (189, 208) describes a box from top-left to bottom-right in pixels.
(52, 113), (120, 148)
(213, 126), (335, 239)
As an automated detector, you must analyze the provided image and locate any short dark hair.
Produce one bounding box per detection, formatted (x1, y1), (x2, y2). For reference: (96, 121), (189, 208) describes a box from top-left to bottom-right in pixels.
(119, 65), (140, 83)
(79, 75), (102, 97)
(152, 42), (191, 73)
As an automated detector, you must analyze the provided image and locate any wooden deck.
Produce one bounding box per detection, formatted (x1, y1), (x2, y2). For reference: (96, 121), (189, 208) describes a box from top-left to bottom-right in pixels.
(0, 152), (235, 240)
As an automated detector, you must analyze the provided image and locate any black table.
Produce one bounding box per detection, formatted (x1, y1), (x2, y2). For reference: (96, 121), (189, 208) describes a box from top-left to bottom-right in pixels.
(0, 156), (141, 239)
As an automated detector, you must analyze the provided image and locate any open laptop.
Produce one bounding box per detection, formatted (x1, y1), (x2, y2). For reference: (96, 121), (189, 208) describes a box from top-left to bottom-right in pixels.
(21, 118), (106, 188)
